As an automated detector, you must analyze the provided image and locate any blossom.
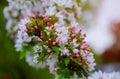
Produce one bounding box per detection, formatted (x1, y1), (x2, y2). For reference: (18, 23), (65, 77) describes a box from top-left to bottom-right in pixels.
(60, 47), (70, 56)
(33, 45), (43, 52)
(88, 71), (120, 79)
(26, 52), (46, 68)
(3, 0), (98, 79)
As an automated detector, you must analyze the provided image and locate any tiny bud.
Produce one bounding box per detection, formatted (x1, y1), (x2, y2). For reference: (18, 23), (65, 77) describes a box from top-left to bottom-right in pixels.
(55, 37), (59, 43)
(69, 56), (73, 60)
(77, 59), (81, 62)
(34, 19), (37, 22)
(42, 15), (46, 19)
(48, 18), (52, 21)
(50, 49), (53, 53)
(31, 16), (35, 19)
(40, 36), (43, 39)
(51, 25), (55, 29)
(34, 26), (38, 29)
(83, 33), (87, 37)
(52, 18), (56, 21)
(71, 26), (75, 31)
(48, 38), (51, 42)
(30, 27), (35, 30)
(75, 53), (79, 57)
(52, 41), (56, 45)
(37, 24), (41, 27)
(79, 29), (82, 32)
(45, 41), (49, 44)
(79, 53), (82, 56)
(47, 22), (50, 26)
(71, 34), (76, 38)
(56, 34), (58, 38)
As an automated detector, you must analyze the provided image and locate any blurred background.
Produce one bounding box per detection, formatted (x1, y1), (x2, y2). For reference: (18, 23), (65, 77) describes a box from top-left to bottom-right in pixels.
(1, 0), (120, 79)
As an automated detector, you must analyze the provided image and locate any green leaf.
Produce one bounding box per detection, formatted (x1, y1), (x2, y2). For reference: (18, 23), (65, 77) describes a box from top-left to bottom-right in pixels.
(72, 59), (80, 65)
(76, 71), (83, 77)
(62, 68), (70, 78)
(64, 58), (70, 66)
(38, 53), (44, 61)
(52, 46), (59, 54)
(20, 48), (26, 60)
(79, 38), (84, 42)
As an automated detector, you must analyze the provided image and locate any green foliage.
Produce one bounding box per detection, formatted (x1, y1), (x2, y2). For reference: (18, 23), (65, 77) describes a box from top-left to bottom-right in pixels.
(20, 48), (26, 60)
(64, 58), (70, 66)
(52, 46), (59, 54)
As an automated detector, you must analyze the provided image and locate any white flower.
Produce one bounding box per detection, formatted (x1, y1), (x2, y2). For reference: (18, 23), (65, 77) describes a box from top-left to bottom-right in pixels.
(45, 6), (56, 16)
(33, 54), (39, 63)
(55, 0), (73, 8)
(18, 18), (30, 31)
(56, 27), (69, 45)
(26, 52), (46, 68)
(88, 71), (120, 79)
(47, 55), (58, 73)
(73, 49), (79, 53)
(60, 47), (69, 56)
(33, 45), (43, 52)
(72, 39), (79, 47)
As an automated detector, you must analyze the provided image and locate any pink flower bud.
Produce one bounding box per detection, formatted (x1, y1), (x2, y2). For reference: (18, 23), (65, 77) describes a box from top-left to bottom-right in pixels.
(40, 36), (43, 39)
(45, 40), (49, 44)
(52, 41), (56, 45)
(37, 24), (41, 27)
(34, 25), (38, 30)
(75, 53), (79, 57)
(71, 26), (75, 30)
(24, 29), (28, 32)
(70, 56), (73, 60)
(51, 25), (55, 29)
(71, 34), (76, 38)
(83, 33), (87, 37)
(31, 16), (35, 19)
(55, 37), (59, 42)
(78, 59), (81, 62)
(48, 38), (51, 42)
(42, 15), (46, 19)
(30, 27), (35, 30)
(79, 53), (82, 56)
(34, 19), (37, 22)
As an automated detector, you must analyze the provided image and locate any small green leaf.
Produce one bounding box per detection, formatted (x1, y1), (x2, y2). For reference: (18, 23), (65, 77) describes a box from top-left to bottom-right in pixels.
(20, 48), (26, 60)
(76, 71), (83, 77)
(38, 53), (44, 61)
(52, 46), (59, 54)
(64, 58), (70, 66)
(72, 59), (80, 65)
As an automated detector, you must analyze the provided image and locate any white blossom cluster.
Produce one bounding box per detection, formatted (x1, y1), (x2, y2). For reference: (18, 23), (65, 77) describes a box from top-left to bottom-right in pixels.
(4, 0), (87, 34)
(88, 71), (120, 79)
(3, 0), (99, 79)
(14, 15), (96, 79)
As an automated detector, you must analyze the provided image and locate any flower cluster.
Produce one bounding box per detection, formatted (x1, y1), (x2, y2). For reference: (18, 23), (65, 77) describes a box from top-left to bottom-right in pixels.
(88, 71), (120, 79)
(4, 0), (93, 38)
(15, 15), (96, 79)
(4, 0), (99, 79)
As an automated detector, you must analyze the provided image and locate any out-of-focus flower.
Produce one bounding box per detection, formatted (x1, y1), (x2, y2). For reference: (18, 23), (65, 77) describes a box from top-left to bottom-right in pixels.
(88, 71), (120, 79)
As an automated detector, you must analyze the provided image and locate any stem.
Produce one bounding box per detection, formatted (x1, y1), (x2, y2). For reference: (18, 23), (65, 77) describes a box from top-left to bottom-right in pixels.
(77, 65), (90, 79)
